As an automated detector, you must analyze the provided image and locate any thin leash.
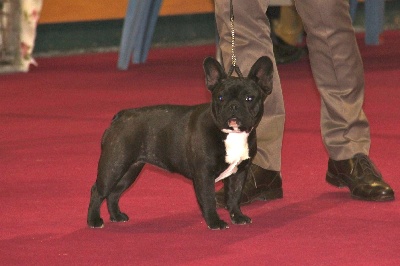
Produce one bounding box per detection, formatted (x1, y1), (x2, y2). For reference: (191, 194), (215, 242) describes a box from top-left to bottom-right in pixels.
(227, 0), (243, 78)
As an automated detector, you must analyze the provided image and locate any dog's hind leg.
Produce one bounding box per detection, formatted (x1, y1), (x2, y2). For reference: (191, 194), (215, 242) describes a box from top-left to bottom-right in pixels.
(87, 161), (132, 228)
(107, 162), (145, 223)
(87, 184), (105, 228)
(87, 138), (137, 228)
(87, 160), (134, 228)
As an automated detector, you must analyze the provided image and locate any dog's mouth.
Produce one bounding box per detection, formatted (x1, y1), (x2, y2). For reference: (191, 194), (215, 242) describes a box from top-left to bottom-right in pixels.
(223, 118), (252, 133)
(228, 118), (240, 130)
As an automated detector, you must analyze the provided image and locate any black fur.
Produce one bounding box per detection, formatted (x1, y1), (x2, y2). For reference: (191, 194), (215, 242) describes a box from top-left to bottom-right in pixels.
(87, 56), (273, 229)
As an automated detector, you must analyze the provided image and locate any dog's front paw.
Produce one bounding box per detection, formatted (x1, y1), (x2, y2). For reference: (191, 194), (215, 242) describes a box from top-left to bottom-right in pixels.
(110, 212), (129, 223)
(230, 213), (252, 225)
(207, 219), (229, 230)
(88, 218), (105, 228)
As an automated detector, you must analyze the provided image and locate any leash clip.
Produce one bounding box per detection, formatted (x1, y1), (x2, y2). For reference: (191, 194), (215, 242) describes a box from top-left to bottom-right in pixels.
(227, 64), (243, 78)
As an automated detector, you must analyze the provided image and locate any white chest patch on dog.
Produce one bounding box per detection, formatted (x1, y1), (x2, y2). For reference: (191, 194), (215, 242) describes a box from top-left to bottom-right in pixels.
(215, 130), (250, 183)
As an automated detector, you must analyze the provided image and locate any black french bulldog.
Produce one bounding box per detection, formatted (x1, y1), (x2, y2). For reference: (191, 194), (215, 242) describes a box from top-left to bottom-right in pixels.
(87, 56), (273, 230)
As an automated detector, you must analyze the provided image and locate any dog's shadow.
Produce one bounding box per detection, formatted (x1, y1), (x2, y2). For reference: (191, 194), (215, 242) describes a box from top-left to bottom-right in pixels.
(246, 191), (353, 230)
(103, 191), (351, 234)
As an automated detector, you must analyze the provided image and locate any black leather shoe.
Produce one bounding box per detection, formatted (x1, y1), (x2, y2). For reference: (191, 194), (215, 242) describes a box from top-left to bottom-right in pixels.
(326, 153), (394, 201)
(216, 164), (283, 208)
(272, 35), (307, 64)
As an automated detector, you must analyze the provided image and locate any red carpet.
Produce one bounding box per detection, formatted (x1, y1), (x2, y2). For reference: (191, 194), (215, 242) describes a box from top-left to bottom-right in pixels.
(1, 31), (400, 265)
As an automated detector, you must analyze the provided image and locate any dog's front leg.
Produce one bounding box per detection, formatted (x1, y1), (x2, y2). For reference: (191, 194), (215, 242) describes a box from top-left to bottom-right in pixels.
(193, 176), (228, 230)
(225, 171), (252, 225)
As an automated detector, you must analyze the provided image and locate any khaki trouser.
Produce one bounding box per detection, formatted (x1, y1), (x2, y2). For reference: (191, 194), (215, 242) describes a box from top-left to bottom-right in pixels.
(215, 0), (370, 171)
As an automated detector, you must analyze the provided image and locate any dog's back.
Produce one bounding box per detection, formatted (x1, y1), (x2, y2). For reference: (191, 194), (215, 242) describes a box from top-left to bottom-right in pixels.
(101, 103), (218, 177)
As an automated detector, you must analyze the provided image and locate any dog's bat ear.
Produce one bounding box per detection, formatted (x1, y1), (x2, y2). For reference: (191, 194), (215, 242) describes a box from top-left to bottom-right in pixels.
(203, 57), (227, 91)
(248, 56), (274, 96)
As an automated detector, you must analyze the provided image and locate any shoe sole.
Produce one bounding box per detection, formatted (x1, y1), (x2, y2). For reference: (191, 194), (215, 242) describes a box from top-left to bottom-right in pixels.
(351, 194), (395, 202)
(326, 172), (395, 202)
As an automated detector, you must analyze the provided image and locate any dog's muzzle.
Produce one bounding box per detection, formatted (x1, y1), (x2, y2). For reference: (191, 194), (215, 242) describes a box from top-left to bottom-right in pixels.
(222, 118), (253, 134)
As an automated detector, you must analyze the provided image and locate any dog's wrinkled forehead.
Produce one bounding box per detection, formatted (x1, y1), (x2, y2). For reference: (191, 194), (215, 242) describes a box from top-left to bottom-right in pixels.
(219, 77), (258, 90)
(213, 77), (260, 97)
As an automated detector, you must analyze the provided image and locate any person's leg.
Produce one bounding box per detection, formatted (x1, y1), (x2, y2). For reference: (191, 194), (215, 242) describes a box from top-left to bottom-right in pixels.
(294, 0), (394, 201)
(215, 0), (285, 171)
(294, 0), (368, 158)
(215, 0), (285, 206)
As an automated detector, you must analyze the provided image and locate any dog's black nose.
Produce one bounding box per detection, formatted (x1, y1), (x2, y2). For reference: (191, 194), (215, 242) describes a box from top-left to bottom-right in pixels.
(230, 104), (238, 111)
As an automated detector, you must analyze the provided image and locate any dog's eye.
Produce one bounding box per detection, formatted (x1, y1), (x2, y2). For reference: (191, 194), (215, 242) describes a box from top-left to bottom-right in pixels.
(218, 95), (224, 102)
(246, 96), (254, 102)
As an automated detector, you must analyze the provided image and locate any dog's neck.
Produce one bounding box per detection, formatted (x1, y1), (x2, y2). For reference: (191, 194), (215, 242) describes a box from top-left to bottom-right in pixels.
(215, 130), (250, 182)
